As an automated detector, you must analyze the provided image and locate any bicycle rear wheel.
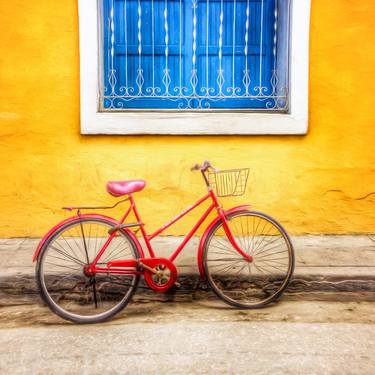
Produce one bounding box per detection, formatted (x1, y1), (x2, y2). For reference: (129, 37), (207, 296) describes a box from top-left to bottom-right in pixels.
(36, 216), (140, 323)
(202, 210), (294, 308)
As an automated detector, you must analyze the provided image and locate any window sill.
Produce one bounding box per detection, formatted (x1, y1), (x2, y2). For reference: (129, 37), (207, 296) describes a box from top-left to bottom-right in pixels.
(81, 112), (308, 135)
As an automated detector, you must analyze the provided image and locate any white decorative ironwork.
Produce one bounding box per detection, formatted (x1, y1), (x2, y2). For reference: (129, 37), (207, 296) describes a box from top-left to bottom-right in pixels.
(190, 0), (198, 96)
(176, 0), (184, 95)
(217, 0), (225, 96)
(270, 0), (278, 102)
(228, 0), (238, 95)
(119, 0), (132, 97)
(273, 0), (278, 64)
(254, 0), (268, 96)
(201, 0), (210, 96)
(269, 0), (279, 108)
(152, 0), (155, 91)
(269, 0), (288, 110)
(105, 0), (117, 108)
(103, 0), (289, 110)
(163, 0), (171, 95)
(148, 0), (156, 95)
(136, 0), (143, 95)
(243, 0), (251, 95)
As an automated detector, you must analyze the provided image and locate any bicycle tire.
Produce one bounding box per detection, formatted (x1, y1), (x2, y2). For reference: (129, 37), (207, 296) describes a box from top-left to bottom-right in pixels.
(202, 210), (294, 308)
(36, 216), (140, 323)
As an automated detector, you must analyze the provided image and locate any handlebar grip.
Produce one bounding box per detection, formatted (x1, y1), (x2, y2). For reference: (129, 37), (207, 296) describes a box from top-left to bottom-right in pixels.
(191, 161), (213, 172)
(202, 160), (211, 169)
(190, 164), (201, 171)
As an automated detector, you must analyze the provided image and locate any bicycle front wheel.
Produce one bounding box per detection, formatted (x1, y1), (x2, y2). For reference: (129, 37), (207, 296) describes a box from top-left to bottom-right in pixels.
(36, 216), (140, 323)
(203, 210), (294, 308)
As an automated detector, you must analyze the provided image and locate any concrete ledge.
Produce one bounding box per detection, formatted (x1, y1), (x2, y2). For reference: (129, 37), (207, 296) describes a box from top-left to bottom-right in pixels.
(1, 236), (375, 304)
(2, 235), (375, 276)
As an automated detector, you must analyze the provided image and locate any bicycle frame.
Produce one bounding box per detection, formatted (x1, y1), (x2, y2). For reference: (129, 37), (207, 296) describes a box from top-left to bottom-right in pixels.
(90, 188), (252, 276)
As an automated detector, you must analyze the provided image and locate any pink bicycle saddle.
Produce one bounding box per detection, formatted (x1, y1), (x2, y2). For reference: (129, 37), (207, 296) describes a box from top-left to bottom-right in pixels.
(106, 180), (146, 197)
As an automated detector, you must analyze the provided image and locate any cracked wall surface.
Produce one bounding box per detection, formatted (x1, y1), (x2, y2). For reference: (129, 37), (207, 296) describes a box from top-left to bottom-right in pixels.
(0, 0), (375, 236)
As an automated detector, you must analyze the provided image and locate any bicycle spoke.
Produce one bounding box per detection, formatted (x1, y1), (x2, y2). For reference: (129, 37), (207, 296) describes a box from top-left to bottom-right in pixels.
(59, 234), (83, 264)
(50, 245), (85, 266)
(253, 235), (284, 256)
(209, 259), (243, 273)
(44, 262), (81, 272)
(234, 261), (249, 277)
(254, 241), (287, 257)
(255, 260), (286, 273)
(47, 253), (82, 267)
(207, 258), (243, 262)
(102, 238), (131, 262)
(256, 251), (289, 260)
(211, 237), (234, 253)
(252, 217), (266, 250)
(252, 222), (274, 252)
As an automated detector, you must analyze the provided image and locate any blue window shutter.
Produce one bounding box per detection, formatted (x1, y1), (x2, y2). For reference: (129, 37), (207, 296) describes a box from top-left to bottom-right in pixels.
(102, 0), (282, 110)
(196, 0), (276, 109)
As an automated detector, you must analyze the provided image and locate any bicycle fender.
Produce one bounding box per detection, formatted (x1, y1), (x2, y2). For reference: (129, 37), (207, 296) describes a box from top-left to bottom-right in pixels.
(32, 213), (145, 262)
(197, 205), (251, 280)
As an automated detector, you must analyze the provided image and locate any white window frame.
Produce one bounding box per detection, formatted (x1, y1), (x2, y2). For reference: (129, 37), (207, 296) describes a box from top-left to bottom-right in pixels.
(78, 0), (311, 135)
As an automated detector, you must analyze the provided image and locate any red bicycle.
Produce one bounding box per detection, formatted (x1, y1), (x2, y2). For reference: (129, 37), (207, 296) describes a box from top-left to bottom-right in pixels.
(34, 161), (294, 323)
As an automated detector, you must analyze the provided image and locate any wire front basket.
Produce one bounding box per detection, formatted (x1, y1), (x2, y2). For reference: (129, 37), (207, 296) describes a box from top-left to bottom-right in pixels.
(208, 168), (250, 197)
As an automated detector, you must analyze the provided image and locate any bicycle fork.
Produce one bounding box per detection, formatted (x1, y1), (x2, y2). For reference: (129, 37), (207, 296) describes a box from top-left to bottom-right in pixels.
(219, 211), (253, 262)
(212, 195), (253, 263)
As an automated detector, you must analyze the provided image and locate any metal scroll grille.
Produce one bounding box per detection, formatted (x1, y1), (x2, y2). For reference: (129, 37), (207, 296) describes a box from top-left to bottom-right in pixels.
(101, 0), (290, 110)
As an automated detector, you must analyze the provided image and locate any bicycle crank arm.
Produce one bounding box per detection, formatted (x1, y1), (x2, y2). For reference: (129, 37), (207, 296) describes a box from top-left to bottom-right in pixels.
(138, 262), (158, 274)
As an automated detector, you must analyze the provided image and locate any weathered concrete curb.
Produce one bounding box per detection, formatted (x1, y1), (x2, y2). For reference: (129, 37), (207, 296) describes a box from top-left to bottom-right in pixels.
(2, 235), (375, 275)
(1, 236), (375, 304)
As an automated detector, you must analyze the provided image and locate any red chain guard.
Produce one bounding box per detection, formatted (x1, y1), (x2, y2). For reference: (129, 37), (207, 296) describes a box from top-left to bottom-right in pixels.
(142, 258), (178, 293)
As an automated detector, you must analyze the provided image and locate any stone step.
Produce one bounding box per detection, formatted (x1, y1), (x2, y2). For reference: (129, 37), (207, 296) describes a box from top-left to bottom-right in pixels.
(1, 236), (375, 304)
(2, 274), (375, 307)
(2, 236), (375, 276)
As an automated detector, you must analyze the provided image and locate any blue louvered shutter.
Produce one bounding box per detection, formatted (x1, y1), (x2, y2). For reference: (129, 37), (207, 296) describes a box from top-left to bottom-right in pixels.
(102, 0), (282, 110)
(103, 0), (187, 109)
(196, 0), (276, 109)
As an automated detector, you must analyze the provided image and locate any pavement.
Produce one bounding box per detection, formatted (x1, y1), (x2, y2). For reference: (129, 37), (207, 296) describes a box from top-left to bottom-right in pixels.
(1, 300), (375, 374)
(1, 235), (375, 374)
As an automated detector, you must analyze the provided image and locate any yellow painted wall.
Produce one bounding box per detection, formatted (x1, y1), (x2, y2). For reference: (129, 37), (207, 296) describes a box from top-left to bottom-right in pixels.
(0, 0), (375, 237)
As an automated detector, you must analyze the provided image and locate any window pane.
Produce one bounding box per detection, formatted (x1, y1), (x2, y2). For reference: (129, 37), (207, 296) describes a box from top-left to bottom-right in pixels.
(101, 0), (290, 110)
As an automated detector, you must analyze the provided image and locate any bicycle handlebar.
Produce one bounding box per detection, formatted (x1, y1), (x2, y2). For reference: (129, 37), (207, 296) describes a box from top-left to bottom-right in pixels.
(190, 160), (214, 172)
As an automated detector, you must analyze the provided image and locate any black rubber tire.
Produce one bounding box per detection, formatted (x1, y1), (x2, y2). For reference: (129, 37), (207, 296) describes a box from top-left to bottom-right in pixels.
(36, 216), (140, 323)
(202, 210), (294, 309)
